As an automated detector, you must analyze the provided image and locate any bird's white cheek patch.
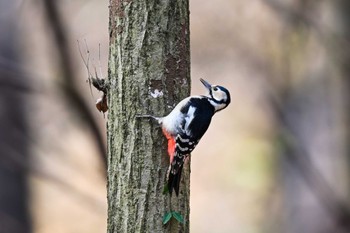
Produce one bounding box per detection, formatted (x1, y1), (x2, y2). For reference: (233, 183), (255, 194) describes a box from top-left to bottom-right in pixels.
(213, 91), (226, 102)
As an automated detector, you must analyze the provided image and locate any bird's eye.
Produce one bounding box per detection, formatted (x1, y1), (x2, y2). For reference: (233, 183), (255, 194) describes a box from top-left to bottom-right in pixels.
(213, 87), (218, 91)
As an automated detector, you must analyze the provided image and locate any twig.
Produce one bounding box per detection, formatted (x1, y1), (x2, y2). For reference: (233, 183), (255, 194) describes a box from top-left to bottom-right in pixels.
(41, 0), (107, 170)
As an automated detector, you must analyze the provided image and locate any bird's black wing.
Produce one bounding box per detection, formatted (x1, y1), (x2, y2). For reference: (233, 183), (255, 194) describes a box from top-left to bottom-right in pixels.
(168, 97), (215, 196)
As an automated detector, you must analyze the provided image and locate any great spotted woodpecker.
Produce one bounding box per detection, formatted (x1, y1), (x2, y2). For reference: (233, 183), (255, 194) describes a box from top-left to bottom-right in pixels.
(139, 79), (230, 196)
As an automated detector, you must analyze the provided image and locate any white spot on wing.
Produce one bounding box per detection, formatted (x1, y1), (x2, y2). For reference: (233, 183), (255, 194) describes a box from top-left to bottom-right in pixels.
(184, 106), (196, 134)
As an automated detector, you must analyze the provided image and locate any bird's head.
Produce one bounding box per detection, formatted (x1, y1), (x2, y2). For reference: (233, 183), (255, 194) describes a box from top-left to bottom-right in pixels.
(200, 78), (231, 112)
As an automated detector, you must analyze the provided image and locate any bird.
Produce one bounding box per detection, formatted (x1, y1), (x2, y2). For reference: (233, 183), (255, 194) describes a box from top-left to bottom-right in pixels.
(138, 78), (231, 196)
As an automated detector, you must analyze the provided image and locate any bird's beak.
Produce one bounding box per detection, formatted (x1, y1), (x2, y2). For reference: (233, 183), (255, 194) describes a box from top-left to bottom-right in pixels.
(200, 78), (212, 90)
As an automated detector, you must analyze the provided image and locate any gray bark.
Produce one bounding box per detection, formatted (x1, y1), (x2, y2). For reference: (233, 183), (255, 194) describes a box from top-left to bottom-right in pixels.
(107, 0), (190, 232)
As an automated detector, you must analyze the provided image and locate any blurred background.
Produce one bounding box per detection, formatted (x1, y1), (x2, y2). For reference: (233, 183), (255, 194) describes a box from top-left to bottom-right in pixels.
(1, 0), (350, 233)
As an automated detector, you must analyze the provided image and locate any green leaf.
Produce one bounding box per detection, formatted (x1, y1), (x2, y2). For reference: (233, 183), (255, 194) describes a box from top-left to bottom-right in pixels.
(162, 212), (172, 225)
(163, 183), (169, 195)
(172, 211), (184, 224)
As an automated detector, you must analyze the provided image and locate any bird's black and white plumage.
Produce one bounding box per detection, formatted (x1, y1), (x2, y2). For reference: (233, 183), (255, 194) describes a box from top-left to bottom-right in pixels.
(141, 79), (230, 196)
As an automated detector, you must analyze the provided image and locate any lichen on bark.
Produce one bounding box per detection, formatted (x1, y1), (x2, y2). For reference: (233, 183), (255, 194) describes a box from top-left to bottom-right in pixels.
(107, 0), (190, 232)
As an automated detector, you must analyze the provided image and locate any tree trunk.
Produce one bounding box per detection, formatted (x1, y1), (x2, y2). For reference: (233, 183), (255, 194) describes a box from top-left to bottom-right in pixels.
(107, 1), (190, 232)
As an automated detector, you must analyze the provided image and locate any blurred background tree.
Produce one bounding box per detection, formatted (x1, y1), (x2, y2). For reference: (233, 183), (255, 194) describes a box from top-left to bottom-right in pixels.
(0, 1), (32, 233)
(1, 0), (350, 233)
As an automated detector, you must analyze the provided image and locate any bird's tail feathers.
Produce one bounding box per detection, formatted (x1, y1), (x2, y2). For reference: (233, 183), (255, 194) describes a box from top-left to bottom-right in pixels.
(167, 162), (183, 196)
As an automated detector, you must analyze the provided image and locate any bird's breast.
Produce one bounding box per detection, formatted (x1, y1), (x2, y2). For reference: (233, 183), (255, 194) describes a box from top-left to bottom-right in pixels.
(161, 109), (185, 136)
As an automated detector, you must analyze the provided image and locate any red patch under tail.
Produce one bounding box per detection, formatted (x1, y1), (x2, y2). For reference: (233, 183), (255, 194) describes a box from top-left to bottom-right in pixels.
(162, 129), (175, 163)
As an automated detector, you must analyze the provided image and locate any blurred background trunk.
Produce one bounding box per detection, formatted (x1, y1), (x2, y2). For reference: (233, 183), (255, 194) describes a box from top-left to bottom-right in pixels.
(0, 1), (32, 233)
(266, 1), (350, 232)
(334, 0), (350, 174)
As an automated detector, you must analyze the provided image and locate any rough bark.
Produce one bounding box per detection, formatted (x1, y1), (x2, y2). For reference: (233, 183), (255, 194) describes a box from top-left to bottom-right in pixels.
(107, 0), (190, 232)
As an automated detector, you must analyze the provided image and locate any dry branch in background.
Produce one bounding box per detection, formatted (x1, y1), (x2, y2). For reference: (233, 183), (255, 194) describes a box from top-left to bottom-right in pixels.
(40, 0), (107, 169)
